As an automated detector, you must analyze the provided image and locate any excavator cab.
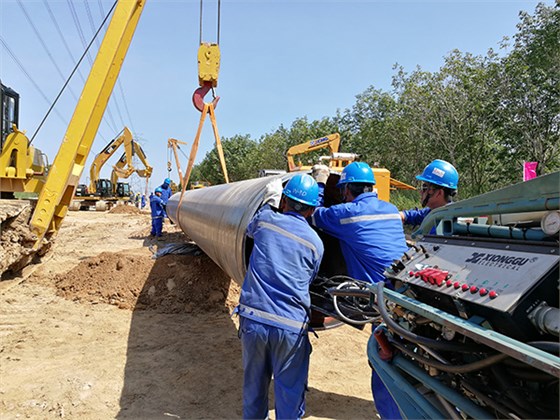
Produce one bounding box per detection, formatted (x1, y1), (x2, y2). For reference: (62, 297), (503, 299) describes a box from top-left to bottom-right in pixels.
(115, 182), (130, 198)
(1, 82), (19, 148)
(94, 179), (113, 198)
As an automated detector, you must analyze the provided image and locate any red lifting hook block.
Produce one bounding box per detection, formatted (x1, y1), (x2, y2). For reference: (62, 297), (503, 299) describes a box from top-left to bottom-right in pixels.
(192, 82), (220, 112)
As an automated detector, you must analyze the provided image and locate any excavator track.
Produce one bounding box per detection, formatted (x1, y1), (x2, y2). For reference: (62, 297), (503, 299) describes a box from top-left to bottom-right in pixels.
(0, 200), (51, 279)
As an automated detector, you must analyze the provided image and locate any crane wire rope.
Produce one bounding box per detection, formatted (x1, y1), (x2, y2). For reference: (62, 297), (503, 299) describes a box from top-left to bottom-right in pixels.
(199, 0), (221, 44)
(28, 0), (119, 144)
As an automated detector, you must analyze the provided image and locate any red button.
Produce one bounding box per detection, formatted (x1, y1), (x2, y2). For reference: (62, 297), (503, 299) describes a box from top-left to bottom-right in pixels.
(479, 288), (488, 296)
(453, 282), (461, 289)
(470, 286), (479, 294)
(446, 280), (453, 287)
(408, 271), (414, 277)
(435, 273), (446, 286)
(461, 284), (469, 291)
(489, 291), (498, 299)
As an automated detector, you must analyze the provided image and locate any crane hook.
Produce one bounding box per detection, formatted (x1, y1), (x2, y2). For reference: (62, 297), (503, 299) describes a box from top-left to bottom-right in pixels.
(192, 82), (220, 112)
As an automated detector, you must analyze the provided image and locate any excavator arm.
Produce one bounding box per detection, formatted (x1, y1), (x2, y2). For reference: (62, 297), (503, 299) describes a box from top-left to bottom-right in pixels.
(286, 133), (341, 172)
(90, 127), (134, 193)
(110, 139), (152, 186)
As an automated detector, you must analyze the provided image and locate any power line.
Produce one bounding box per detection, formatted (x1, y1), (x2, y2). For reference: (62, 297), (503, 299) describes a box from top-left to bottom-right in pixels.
(17, 0), (79, 103)
(28, 0), (119, 143)
(84, 0), (126, 130)
(41, 0), (108, 142)
(66, 0), (118, 133)
(97, 0), (136, 135)
(0, 37), (68, 126)
(42, 0), (86, 86)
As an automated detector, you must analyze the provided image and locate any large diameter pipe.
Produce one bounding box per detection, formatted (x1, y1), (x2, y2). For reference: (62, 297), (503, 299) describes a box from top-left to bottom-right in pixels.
(167, 174), (299, 284)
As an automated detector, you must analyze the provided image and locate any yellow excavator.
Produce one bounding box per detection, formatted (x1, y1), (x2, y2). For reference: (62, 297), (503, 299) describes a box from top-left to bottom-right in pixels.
(69, 127), (142, 211)
(286, 133), (415, 202)
(111, 138), (153, 194)
(0, 0), (146, 278)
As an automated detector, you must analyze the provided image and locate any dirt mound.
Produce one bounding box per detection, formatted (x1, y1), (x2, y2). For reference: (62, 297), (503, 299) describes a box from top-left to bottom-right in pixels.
(54, 251), (240, 314)
(109, 204), (141, 214)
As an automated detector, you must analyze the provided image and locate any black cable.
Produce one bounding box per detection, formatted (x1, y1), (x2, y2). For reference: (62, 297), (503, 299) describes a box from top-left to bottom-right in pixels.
(29, 0), (118, 144)
(460, 380), (526, 419)
(376, 282), (482, 352)
(391, 339), (508, 373)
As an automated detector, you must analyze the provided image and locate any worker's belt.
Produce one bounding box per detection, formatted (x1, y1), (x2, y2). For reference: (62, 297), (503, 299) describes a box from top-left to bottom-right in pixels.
(237, 304), (308, 331)
(152, 216), (163, 219)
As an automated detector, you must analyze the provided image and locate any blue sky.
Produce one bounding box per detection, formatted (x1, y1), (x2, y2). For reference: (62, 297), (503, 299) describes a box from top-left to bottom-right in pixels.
(0, 0), (551, 193)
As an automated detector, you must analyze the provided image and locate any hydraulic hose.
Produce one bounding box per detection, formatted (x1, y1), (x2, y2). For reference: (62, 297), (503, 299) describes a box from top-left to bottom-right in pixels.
(376, 282), (482, 353)
(390, 339), (508, 373)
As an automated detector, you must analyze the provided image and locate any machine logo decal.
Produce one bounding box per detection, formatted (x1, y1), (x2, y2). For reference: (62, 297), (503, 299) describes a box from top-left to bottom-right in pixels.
(465, 252), (536, 270)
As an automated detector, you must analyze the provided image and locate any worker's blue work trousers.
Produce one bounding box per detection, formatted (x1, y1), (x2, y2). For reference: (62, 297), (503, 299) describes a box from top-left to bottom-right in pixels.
(240, 317), (310, 420)
(372, 371), (402, 419)
(151, 217), (163, 237)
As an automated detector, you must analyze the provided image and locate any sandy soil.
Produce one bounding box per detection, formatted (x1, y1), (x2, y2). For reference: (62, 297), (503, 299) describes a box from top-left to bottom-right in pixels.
(0, 207), (376, 419)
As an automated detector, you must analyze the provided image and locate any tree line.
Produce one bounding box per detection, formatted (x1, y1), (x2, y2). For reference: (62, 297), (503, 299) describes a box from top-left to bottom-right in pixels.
(191, 3), (559, 200)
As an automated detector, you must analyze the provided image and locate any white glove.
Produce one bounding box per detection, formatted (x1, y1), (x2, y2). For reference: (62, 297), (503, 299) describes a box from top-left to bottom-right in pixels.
(311, 164), (330, 184)
(262, 178), (283, 208)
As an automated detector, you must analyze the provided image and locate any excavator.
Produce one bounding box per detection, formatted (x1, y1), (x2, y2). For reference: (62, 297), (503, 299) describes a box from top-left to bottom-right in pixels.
(286, 132), (415, 202)
(0, 0), (146, 277)
(0, 0), (224, 277)
(69, 127), (135, 211)
(110, 139), (153, 195)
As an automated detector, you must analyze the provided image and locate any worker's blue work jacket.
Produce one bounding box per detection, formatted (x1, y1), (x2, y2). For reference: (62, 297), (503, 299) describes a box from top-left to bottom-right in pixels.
(402, 207), (431, 226)
(160, 184), (172, 205)
(312, 191), (407, 284)
(238, 205), (324, 334)
(150, 195), (164, 218)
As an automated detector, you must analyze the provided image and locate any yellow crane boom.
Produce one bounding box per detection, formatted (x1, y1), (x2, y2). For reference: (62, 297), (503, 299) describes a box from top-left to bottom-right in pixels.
(29, 0), (146, 245)
(167, 138), (188, 183)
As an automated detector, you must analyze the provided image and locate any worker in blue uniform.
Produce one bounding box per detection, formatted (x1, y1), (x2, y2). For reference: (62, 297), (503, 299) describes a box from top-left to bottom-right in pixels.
(150, 187), (164, 239)
(237, 174), (324, 420)
(159, 178), (173, 219)
(400, 159), (459, 232)
(311, 161), (408, 420)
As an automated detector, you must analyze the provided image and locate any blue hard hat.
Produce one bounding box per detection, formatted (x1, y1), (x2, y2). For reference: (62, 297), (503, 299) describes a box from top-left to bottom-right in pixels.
(155, 187), (163, 193)
(283, 174), (319, 207)
(336, 162), (376, 187)
(164, 178), (172, 185)
(416, 159), (459, 190)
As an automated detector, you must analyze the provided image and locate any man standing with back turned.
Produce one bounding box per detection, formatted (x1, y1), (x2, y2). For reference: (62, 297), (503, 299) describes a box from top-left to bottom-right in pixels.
(311, 161), (408, 419)
(237, 174), (324, 420)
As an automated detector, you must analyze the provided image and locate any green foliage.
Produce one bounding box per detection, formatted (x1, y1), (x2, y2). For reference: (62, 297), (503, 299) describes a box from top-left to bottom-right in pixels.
(192, 3), (559, 199)
(390, 189), (421, 211)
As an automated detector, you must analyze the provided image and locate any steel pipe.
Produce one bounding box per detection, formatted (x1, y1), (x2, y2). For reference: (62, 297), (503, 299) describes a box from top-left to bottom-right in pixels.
(167, 173), (299, 284)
